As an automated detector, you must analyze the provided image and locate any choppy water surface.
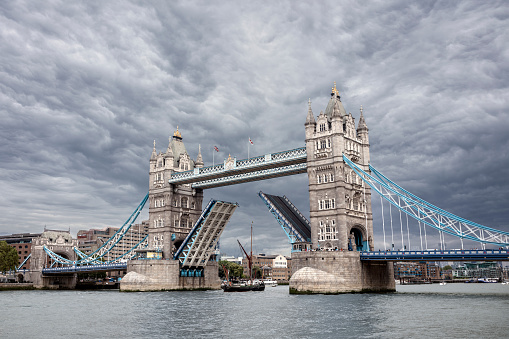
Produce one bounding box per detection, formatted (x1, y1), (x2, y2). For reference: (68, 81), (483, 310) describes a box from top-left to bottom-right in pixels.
(2, 284), (509, 338)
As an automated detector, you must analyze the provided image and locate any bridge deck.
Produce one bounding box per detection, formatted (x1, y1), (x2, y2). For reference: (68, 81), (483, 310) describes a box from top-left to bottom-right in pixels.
(259, 191), (311, 243)
(42, 263), (128, 274)
(360, 249), (509, 261)
(174, 199), (238, 268)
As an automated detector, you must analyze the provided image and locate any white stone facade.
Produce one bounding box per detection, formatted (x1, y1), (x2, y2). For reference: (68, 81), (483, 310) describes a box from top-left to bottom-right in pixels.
(305, 85), (374, 252)
(148, 128), (204, 259)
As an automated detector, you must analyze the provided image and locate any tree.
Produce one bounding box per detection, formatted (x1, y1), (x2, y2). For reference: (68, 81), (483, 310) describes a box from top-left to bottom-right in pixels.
(218, 260), (244, 280)
(442, 265), (453, 271)
(0, 241), (19, 273)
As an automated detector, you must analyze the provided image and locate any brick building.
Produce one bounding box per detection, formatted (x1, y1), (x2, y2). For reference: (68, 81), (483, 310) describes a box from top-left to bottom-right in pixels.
(393, 261), (441, 282)
(0, 232), (42, 270)
(242, 254), (292, 282)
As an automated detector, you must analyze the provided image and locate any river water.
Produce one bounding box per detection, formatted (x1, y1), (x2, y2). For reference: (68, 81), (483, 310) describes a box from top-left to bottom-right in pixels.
(1, 284), (508, 338)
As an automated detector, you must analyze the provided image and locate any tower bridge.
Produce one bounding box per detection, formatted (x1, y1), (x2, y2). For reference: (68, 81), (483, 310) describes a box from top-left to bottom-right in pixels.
(33, 83), (509, 293)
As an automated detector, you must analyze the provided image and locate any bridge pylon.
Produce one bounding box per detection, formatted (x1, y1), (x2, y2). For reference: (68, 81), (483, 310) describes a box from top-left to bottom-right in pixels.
(290, 85), (395, 293)
(120, 129), (237, 291)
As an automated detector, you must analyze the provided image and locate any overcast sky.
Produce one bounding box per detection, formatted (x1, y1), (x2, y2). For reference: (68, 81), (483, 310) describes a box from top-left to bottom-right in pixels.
(1, 1), (508, 257)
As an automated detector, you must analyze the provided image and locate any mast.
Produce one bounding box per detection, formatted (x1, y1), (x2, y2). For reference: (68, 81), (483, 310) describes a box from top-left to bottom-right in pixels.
(250, 222), (253, 281)
(237, 221), (255, 282)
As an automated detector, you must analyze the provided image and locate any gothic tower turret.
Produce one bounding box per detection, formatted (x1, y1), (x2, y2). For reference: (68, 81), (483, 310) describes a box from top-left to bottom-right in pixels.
(147, 127), (204, 259)
(305, 84), (374, 252)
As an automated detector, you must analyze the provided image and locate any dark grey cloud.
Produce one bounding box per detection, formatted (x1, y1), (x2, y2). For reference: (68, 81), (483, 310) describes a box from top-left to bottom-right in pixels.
(1, 1), (508, 255)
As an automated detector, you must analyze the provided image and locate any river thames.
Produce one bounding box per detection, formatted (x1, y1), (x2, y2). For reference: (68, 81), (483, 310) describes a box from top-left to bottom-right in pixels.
(1, 284), (508, 338)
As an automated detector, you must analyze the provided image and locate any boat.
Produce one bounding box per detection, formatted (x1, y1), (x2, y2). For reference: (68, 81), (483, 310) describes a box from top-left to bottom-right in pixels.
(439, 282), (446, 286)
(222, 222), (265, 292)
(222, 279), (265, 292)
(262, 279), (278, 287)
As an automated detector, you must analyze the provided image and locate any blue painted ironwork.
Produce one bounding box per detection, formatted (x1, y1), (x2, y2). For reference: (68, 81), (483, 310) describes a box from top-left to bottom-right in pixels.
(343, 155), (509, 247)
(43, 194), (149, 266)
(17, 253), (31, 271)
(174, 199), (238, 268)
(360, 249), (509, 261)
(42, 263), (127, 274)
(258, 191), (311, 248)
(169, 147), (307, 188)
(173, 199), (216, 260)
(193, 163), (307, 189)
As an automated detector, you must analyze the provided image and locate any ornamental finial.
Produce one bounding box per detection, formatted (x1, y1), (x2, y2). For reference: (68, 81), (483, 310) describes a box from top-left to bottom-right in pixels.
(174, 126), (182, 138)
(360, 105), (363, 115)
(332, 81), (339, 96)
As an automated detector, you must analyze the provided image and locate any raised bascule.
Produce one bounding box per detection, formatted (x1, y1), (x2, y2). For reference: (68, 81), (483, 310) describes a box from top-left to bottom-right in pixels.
(33, 83), (509, 292)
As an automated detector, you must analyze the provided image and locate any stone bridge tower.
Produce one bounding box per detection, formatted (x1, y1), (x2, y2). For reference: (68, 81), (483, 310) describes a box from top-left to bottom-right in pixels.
(27, 230), (78, 288)
(147, 127), (204, 259)
(305, 83), (374, 252)
(291, 84), (394, 294)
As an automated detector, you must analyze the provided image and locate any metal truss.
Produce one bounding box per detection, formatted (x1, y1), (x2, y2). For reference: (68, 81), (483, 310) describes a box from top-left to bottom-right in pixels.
(193, 163), (307, 189)
(43, 263), (128, 274)
(258, 191), (309, 245)
(174, 200), (238, 268)
(43, 193), (149, 266)
(168, 147), (307, 186)
(343, 155), (509, 247)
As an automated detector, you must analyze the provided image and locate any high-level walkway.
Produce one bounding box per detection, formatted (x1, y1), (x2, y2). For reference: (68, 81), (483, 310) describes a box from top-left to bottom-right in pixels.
(168, 147), (307, 188)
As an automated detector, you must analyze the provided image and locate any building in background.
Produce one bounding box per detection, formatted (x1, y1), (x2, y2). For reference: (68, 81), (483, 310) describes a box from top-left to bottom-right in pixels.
(452, 262), (502, 280)
(0, 232), (42, 270)
(220, 255), (243, 265)
(77, 221), (149, 261)
(393, 261), (441, 282)
(242, 254), (292, 283)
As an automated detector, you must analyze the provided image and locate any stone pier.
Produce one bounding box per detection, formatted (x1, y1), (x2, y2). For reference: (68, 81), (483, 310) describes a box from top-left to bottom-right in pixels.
(120, 260), (221, 292)
(289, 251), (395, 294)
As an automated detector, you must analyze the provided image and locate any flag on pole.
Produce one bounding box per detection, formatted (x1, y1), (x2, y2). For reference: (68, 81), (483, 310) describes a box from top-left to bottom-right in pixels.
(214, 146), (219, 152)
(249, 138), (254, 145)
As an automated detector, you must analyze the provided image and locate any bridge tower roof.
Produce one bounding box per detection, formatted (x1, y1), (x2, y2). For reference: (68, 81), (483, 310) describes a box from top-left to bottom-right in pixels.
(169, 126), (195, 169)
(324, 81), (347, 119)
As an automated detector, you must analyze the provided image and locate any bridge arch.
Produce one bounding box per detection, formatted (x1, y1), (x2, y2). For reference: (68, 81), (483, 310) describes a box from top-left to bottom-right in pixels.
(348, 226), (367, 251)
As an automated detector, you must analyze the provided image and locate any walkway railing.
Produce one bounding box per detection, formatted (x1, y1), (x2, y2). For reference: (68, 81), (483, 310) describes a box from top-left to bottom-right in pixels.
(360, 249), (509, 261)
(168, 147), (307, 187)
(42, 263), (128, 274)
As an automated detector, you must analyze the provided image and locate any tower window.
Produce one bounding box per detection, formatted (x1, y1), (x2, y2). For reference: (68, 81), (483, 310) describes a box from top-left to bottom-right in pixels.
(320, 123), (326, 132)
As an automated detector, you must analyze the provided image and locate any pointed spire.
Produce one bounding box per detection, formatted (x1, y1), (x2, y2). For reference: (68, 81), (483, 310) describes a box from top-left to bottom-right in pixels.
(325, 82), (346, 118)
(357, 105), (368, 132)
(164, 136), (174, 158)
(195, 144), (204, 168)
(305, 98), (316, 125)
(150, 140), (157, 160)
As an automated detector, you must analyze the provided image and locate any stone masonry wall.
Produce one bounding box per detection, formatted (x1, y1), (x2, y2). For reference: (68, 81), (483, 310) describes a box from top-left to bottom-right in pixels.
(120, 260), (221, 291)
(290, 251), (395, 293)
